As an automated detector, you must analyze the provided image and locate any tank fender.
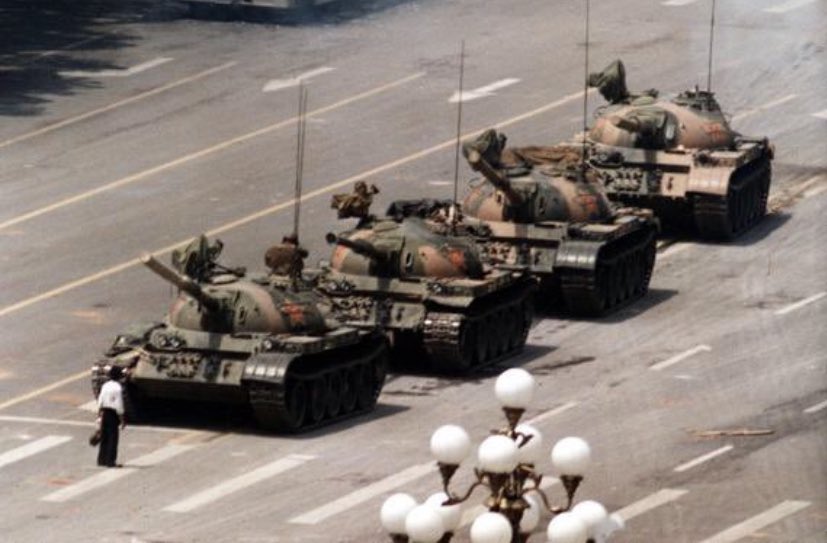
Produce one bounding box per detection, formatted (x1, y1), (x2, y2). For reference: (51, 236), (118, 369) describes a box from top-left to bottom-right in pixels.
(241, 352), (298, 384)
(686, 165), (730, 196)
(554, 240), (601, 271)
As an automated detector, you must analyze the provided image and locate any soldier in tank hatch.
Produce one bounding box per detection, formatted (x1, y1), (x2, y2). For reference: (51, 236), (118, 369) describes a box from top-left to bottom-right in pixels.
(331, 181), (380, 223)
(265, 233), (308, 278)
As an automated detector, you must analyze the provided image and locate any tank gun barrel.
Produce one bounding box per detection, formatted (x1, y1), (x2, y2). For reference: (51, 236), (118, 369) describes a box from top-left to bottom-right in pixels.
(463, 148), (524, 205)
(325, 233), (387, 263)
(141, 253), (221, 312)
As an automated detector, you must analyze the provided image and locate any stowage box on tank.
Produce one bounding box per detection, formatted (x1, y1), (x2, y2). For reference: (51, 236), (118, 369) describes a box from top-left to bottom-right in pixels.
(585, 59), (773, 240)
(91, 236), (388, 433)
(317, 212), (536, 374)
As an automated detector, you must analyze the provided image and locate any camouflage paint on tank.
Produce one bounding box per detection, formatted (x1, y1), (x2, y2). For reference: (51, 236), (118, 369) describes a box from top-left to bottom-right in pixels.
(461, 170), (614, 224)
(589, 98), (735, 151)
(329, 218), (484, 279)
(90, 244), (389, 433)
(585, 59), (774, 239)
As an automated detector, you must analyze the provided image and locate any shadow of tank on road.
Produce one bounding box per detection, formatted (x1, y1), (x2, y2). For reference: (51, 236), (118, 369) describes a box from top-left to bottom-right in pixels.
(0, 0), (181, 117)
(121, 397), (408, 438)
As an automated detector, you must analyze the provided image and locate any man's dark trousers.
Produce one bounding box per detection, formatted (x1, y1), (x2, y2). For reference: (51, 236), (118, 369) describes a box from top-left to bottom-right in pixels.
(97, 408), (120, 467)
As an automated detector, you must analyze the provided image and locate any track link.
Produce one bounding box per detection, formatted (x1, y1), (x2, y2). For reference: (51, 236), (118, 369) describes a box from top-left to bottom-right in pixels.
(694, 156), (771, 240)
(245, 337), (388, 433)
(423, 285), (534, 373)
(558, 225), (658, 317)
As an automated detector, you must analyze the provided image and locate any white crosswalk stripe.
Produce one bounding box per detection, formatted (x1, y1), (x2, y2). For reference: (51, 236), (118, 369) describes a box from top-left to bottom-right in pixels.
(763, 0), (817, 13)
(697, 500), (811, 543)
(42, 444), (194, 503)
(0, 435), (72, 469)
(165, 454), (315, 513)
(613, 488), (688, 522)
(289, 462), (434, 525)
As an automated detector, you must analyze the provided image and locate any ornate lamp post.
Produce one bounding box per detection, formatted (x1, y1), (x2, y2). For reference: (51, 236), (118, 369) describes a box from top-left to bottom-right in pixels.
(381, 368), (623, 543)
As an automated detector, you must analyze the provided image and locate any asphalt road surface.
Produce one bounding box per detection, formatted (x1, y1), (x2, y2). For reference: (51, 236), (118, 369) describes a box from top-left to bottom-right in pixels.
(0, 0), (825, 541)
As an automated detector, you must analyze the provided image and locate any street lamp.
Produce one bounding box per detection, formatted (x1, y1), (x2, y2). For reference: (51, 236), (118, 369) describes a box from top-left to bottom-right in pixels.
(381, 368), (623, 543)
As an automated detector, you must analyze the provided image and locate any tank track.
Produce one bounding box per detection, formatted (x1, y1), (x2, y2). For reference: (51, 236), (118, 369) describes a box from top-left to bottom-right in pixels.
(693, 156), (771, 240)
(557, 224), (658, 317)
(422, 284), (534, 373)
(244, 336), (388, 433)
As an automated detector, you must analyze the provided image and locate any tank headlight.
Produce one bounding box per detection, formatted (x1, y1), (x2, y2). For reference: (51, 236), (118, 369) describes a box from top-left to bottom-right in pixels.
(262, 339), (274, 351)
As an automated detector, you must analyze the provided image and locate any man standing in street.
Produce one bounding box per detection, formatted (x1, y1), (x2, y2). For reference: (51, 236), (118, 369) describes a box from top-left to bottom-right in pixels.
(96, 366), (126, 467)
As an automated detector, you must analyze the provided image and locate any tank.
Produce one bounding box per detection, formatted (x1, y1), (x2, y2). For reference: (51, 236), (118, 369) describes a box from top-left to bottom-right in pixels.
(317, 214), (536, 373)
(585, 59), (773, 239)
(391, 129), (659, 317)
(90, 236), (388, 433)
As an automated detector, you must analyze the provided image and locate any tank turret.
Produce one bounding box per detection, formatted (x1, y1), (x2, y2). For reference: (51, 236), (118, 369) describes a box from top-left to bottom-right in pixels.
(141, 253), (222, 313)
(585, 59), (772, 239)
(460, 130), (614, 225)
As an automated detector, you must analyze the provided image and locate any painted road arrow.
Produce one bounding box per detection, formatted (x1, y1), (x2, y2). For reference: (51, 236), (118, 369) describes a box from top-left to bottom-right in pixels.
(60, 57), (173, 78)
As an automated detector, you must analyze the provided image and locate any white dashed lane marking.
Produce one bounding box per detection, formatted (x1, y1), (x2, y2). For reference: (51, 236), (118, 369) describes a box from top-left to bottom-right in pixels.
(697, 500), (811, 543)
(662, 0), (699, 5)
(523, 401), (579, 426)
(262, 66), (335, 92)
(763, 0), (817, 13)
(60, 57), (173, 78)
(288, 462), (434, 525)
(732, 94), (797, 122)
(42, 444), (194, 502)
(813, 108), (827, 120)
(0, 435), (72, 469)
(673, 445), (733, 473)
(650, 345), (712, 371)
(450, 78), (521, 103)
(774, 292), (826, 316)
(804, 399), (827, 414)
(613, 488), (689, 523)
(165, 454), (315, 513)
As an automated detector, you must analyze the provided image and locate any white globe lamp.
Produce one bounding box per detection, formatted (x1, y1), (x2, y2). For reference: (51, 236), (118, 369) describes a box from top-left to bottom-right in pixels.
(478, 435), (519, 474)
(550, 437), (591, 476)
(515, 423), (544, 465)
(494, 368), (537, 409)
(431, 425), (472, 466)
(405, 504), (445, 543)
(381, 493), (417, 536)
(425, 492), (461, 534)
(547, 512), (588, 543)
(470, 512), (513, 543)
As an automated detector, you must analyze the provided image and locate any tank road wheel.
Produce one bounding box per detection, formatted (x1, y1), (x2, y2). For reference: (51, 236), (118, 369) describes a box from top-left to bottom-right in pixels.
(520, 298), (534, 343)
(307, 378), (327, 423)
(473, 318), (490, 365)
(282, 380), (308, 431)
(341, 368), (359, 414)
(326, 371), (344, 418)
(123, 382), (145, 423)
(504, 305), (521, 351)
(445, 320), (477, 372)
(485, 315), (500, 360)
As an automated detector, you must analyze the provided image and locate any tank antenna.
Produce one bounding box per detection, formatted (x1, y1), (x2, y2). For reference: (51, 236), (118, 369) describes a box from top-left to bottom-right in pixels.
(452, 40), (466, 207)
(706, 0), (716, 94)
(580, 0), (591, 176)
(293, 82), (308, 242)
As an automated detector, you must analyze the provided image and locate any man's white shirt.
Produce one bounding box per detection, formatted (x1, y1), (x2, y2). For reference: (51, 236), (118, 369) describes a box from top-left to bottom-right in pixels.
(97, 380), (124, 415)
